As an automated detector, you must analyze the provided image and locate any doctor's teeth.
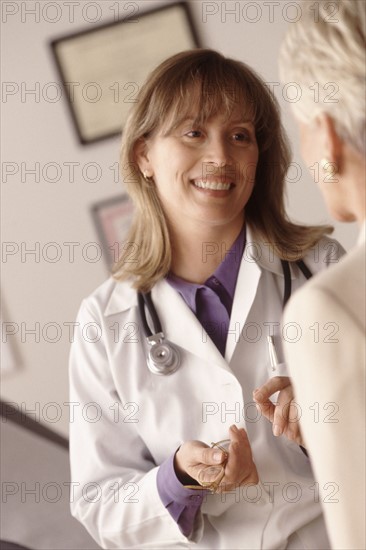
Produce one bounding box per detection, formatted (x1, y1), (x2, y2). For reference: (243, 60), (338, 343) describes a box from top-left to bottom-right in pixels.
(194, 181), (232, 190)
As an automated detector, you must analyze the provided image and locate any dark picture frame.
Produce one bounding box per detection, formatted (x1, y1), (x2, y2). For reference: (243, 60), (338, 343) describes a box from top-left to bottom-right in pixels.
(50, 2), (200, 145)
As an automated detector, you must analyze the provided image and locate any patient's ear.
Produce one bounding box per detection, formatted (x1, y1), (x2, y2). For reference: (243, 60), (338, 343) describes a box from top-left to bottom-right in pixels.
(316, 113), (343, 165)
(133, 138), (153, 177)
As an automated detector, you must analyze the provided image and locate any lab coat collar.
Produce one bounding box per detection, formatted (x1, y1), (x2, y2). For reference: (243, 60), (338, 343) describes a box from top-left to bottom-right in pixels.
(103, 225), (295, 318)
(103, 227), (296, 368)
(103, 274), (231, 372)
(104, 277), (137, 315)
(151, 228), (296, 367)
(245, 225), (297, 280)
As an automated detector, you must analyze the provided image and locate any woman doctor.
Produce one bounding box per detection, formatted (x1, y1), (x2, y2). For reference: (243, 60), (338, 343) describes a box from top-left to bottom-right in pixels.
(69, 49), (343, 549)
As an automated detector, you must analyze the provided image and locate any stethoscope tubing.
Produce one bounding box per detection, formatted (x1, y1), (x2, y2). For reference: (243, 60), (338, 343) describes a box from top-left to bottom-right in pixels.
(138, 259), (312, 375)
(281, 259), (313, 308)
(137, 291), (163, 336)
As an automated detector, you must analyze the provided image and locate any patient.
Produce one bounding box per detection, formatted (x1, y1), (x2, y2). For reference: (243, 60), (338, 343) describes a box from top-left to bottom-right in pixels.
(278, 1), (365, 548)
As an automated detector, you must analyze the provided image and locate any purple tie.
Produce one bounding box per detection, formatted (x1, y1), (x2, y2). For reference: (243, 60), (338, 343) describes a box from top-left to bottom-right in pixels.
(195, 285), (230, 356)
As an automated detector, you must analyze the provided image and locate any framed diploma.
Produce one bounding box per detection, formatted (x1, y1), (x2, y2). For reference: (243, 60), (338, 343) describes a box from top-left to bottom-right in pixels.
(91, 194), (134, 269)
(51, 2), (200, 145)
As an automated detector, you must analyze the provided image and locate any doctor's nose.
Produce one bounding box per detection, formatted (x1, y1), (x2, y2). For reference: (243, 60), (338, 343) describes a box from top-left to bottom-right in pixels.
(202, 138), (235, 180)
(204, 136), (233, 167)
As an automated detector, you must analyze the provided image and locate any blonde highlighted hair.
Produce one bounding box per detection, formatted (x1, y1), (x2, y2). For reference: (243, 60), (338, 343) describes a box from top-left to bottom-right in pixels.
(113, 49), (332, 292)
(279, 0), (366, 155)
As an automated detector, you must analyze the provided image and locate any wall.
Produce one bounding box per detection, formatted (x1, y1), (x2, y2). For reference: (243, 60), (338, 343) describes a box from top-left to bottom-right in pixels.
(1, 0), (358, 437)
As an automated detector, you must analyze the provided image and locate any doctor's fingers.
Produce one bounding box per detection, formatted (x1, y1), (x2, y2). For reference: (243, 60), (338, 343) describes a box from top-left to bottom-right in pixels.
(216, 448), (258, 493)
(254, 384), (295, 436)
(253, 394), (303, 444)
(271, 385), (297, 437)
(253, 398), (275, 424)
(177, 440), (226, 469)
(253, 377), (292, 432)
(223, 426), (258, 486)
(216, 465), (259, 493)
(188, 444), (229, 486)
(202, 446), (227, 465)
(280, 399), (303, 445)
(253, 376), (291, 403)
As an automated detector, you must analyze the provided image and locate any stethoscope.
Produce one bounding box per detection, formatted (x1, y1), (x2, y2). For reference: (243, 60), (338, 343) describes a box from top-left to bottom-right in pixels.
(138, 259), (312, 376)
(137, 291), (181, 375)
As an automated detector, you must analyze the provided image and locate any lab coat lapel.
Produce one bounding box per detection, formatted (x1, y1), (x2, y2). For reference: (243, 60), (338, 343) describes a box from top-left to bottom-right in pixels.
(152, 279), (232, 373)
(225, 253), (261, 363)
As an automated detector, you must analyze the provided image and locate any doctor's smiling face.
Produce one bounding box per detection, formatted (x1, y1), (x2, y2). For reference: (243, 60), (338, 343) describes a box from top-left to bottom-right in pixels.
(135, 104), (259, 234)
(120, 50), (292, 284)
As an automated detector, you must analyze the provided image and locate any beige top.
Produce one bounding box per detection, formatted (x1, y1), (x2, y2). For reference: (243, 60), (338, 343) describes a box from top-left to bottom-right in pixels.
(283, 230), (366, 550)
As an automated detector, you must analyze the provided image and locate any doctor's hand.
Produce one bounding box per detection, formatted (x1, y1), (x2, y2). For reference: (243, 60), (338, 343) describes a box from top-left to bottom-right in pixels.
(253, 376), (304, 447)
(174, 425), (259, 493)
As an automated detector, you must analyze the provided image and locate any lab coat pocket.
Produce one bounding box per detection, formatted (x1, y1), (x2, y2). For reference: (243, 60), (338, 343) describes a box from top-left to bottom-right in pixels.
(267, 360), (289, 378)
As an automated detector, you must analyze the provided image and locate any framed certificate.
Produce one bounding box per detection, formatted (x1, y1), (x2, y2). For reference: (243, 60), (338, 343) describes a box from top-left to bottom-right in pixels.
(91, 194), (135, 268)
(51, 2), (200, 145)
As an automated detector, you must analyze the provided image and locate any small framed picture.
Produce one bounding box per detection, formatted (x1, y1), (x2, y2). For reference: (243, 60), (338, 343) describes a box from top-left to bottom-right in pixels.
(91, 194), (134, 269)
(50, 2), (200, 145)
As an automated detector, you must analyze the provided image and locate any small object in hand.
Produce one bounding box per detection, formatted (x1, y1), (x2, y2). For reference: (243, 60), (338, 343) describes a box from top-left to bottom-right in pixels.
(184, 439), (230, 493)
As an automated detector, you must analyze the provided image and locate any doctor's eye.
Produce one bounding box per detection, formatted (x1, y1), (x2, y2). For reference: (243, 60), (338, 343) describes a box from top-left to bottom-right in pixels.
(232, 130), (252, 143)
(185, 129), (203, 139)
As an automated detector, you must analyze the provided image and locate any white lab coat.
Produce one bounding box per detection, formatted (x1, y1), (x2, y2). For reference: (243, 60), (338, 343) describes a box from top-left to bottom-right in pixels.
(69, 227), (343, 549)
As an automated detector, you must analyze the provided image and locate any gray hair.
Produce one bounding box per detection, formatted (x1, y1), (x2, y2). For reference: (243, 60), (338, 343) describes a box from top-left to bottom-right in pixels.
(279, 0), (366, 155)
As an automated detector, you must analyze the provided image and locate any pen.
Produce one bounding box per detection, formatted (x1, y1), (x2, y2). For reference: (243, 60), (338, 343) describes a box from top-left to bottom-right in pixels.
(267, 336), (279, 372)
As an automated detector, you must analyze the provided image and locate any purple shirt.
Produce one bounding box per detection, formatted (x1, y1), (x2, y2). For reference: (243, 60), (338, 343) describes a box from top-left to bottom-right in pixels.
(167, 231), (244, 355)
(156, 226), (246, 537)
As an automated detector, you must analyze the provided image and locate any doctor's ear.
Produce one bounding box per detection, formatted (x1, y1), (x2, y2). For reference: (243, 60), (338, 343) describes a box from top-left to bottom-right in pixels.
(134, 137), (153, 179)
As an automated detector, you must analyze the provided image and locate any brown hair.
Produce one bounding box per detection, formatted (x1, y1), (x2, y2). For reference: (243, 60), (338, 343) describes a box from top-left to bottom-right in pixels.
(113, 49), (332, 292)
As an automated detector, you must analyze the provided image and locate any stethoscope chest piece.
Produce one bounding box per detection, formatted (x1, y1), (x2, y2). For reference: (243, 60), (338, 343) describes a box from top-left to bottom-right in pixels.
(147, 332), (181, 376)
(138, 258), (313, 376)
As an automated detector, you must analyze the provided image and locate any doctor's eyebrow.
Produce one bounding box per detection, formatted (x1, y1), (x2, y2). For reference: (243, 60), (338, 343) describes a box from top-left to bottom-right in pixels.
(163, 116), (256, 136)
(229, 120), (255, 126)
(174, 118), (255, 129)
